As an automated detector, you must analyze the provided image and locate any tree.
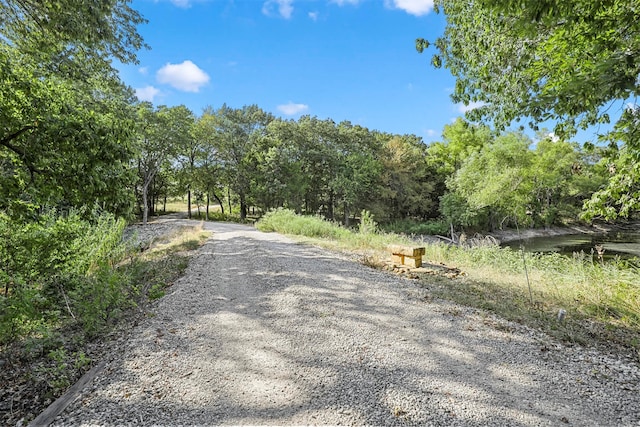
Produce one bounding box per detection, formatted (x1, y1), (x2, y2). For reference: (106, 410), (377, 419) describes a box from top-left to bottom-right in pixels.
(296, 116), (342, 218)
(0, 0), (146, 218)
(419, 0), (640, 219)
(377, 134), (441, 221)
(427, 118), (492, 176)
(447, 132), (534, 230)
(204, 105), (274, 220)
(192, 114), (226, 218)
(253, 119), (308, 213)
(529, 136), (605, 226)
(175, 117), (204, 219)
(136, 104), (194, 225)
(332, 122), (382, 225)
(0, 42), (139, 218)
(0, 0), (146, 65)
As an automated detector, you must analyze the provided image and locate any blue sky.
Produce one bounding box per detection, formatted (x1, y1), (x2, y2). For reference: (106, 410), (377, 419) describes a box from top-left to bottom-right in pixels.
(118, 0), (466, 144)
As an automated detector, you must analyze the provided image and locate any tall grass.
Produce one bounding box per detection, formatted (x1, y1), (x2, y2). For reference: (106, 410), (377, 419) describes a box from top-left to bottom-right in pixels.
(256, 209), (640, 353)
(257, 208), (415, 250)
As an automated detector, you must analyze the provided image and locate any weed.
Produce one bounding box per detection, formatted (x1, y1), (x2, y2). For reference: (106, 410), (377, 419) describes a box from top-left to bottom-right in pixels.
(148, 283), (166, 300)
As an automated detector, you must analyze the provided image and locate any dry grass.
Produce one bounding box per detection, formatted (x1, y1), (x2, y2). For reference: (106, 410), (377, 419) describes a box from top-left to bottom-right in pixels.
(146, 222), (211, 255)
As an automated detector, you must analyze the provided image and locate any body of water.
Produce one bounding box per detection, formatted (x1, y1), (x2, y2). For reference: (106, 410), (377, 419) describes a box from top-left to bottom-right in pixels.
(502, 231), (640, 261)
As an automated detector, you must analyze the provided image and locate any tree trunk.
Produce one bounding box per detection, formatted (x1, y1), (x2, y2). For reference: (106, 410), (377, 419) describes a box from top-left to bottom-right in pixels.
(240, 193), (247, 220)
(206, 193), (210, 221)
(227, 188), (231, 214)
(149, 179), (155, 217)
(328, 191), (334, 220)
(344, 202), (349, 227)
(213, 191), (224, 214)
(163, 195), (167, 213)
(142, 181), (150, 225)
(187, 188), (192, 219)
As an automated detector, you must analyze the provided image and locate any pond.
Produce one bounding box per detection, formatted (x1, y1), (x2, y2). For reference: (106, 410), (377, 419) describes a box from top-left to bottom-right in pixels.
(502, 231), (640, 261)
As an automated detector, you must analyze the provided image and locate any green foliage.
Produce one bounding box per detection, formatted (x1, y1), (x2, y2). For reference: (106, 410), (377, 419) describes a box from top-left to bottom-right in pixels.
(427, 118), (492, 175)
(0, 0), (145, 218)
(449, 131), (534, 229)
(377, 134), (441, 221)
(147, 283), (166, 300)
(0, 211), (127, 342)
(198, 104), (275, 220)
(432, 122), (604, 231)
(439, 191), (488, 230)
(359, 210), (378, 235)
(1, 0), (147, 65)
(422, 0), (640, 219)
(582, 110), (640, 220)
(381, 219), (450, 236)
(136, 103), (196, 224)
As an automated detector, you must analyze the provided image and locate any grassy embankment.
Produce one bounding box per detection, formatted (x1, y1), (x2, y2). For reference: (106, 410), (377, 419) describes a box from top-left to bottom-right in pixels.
(256, 208), (640, 357)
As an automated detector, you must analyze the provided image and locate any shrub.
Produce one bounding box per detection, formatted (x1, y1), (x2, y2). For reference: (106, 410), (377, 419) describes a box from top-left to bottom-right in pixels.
(0, 210), (128, 343)
(381, 218), (449, 236)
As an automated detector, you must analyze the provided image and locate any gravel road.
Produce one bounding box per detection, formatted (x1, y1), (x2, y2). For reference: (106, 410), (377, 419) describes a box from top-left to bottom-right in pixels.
(53, 220), (640, 426)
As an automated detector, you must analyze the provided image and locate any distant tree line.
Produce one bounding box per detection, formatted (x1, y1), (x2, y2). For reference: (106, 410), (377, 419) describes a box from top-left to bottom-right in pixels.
(137, 105), (611, 232)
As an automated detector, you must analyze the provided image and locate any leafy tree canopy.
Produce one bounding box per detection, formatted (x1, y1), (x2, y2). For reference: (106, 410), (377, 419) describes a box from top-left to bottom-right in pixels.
(419, 0), (640, 219)
(1, 0), (147, 64)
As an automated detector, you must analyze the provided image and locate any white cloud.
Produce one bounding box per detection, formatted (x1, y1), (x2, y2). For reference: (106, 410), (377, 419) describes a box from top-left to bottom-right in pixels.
(308, 11), (319, 21)
(156, 60), (210, 92)
(457, 101), (486, 113)
(385, 0), (434, 16)
(139, 67), (148, 75)
(135, 86), (161, 102)
(262, 0), (294, 19)
(277, 102), (309, 116)
(425, 129), (438, 137)
(547, 132), (560, 142)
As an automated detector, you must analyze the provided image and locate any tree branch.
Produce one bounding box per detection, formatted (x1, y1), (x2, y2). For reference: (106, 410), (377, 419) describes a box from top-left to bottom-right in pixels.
(0, 125), (44, 176)
(0, 125), (35, 147)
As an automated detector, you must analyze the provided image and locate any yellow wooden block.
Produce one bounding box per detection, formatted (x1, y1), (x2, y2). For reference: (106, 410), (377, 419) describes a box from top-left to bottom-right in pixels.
(387, 245), (426, 257)
(391, 254), (404, 265)
(404, 256), (422, 268)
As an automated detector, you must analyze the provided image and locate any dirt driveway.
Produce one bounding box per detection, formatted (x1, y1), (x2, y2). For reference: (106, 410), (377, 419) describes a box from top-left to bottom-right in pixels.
(53, 220), (640, 426)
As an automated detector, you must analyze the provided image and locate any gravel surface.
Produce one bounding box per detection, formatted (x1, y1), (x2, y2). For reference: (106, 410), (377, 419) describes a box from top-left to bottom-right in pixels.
(53, 220), (640, 426)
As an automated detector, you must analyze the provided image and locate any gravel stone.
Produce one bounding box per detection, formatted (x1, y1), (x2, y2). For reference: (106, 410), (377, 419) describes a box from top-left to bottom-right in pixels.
(52, 220), (640, 426)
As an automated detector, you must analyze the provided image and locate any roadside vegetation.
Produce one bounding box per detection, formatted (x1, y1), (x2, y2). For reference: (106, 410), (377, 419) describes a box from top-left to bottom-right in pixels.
(257, 209), (640, 357)
(0, 213), (209, 425)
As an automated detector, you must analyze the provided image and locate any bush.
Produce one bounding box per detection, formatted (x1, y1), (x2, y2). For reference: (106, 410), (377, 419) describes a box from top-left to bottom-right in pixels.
(0, 210), (129, 343)
(381, 218), (449, 236)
